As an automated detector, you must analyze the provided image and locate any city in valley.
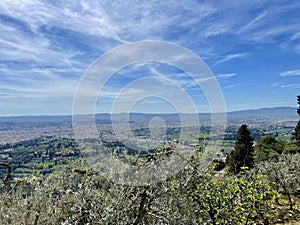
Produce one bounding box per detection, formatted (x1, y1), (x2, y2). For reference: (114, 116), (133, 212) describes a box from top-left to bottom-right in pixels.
(0, 107), (298, 178)
(0, 107), (297, 145)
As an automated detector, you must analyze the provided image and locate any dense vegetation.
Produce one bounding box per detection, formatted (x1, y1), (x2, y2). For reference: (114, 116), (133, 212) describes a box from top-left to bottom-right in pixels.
(1, 153), (300, 224)
(0, 136), (80, 178)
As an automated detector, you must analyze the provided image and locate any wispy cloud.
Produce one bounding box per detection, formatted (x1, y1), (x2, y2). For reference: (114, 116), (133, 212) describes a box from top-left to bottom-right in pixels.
(0, 1), (127, 43)
(0, 75), (79, 99)
(291, 32), (300, 40)
(223, 84), (237, 89)
(280, 84), (300, 88)
(238, 11), (268, 33)
(216, 73), (237, 79)
(271, 82), (280, 88)
(238, 3), (300, 43)
(149, 67), (237, 90)
(216, 53), (248, 65)
(203, 22), (231, 38)
(271, 82), (300, 89)
(280, 69), (300, 76)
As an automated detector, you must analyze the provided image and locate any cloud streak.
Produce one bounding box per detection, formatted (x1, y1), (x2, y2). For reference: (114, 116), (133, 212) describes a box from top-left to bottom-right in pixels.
(271, 82), (300, 89)
(216, 53), (248, 65)
(280, 69), (300, 76)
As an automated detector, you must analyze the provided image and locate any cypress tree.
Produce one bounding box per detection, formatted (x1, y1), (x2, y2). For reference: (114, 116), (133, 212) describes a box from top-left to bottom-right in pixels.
(226, 124), (254, 174)
(283, 96), (300, 154)
(297, 95), (300, 116)
(293, 95), (300, 147)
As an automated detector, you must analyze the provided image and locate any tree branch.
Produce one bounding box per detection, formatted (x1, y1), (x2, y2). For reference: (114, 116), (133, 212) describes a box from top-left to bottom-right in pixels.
(0, 162), (11, 184)
(133, 190), (148, 225)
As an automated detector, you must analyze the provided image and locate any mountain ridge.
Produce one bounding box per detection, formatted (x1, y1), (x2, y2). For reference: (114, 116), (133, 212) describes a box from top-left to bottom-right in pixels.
(0, 107), (298, 122)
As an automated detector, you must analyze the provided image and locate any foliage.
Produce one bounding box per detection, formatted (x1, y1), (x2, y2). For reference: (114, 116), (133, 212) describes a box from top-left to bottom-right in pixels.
(0, 136), (81, 179)
(254, 135), (285, 162)
(283, 95), (300, 154)
(283, 142), (300, 154)
(292, 120), (300, 150)
(2, 153), (297, 225)
(297, 95), (300, 116)
(191, 171), (277, 225)
(226, 124), (254, 174)
(257, 154), (300, 211)
(290, 95), (300, 152)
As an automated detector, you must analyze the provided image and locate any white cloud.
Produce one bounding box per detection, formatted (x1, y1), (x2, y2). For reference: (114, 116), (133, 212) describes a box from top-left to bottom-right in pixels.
(239, 11), (268, 33)
(216, 73), (237, 78)
(291, 32), (300, 40)
(223, 84), (237, 89)
(271, 82), (300, 89)
(0, 20), (85, 72)
(0, 0), (218, 44)
(280, 69), (300, 76)
(233, 2), (300, 45)
(203, 22), (231, 37)
(0, 0), (126, 43)
(148, 67), (236, 90)
(0, 75), (79, 99)
(249, 26), (298, 42)
(216, 53), (248, 65)
(280, 84), (300, 88)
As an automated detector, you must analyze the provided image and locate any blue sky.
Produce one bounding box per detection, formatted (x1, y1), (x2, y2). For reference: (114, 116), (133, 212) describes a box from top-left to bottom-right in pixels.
(0, 0), (300, 115)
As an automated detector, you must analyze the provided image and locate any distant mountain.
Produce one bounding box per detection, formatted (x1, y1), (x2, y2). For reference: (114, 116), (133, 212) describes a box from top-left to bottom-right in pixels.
(0, 115), (72, 125)
(227, 107), (298, 120)
(0, 107), (298, 124)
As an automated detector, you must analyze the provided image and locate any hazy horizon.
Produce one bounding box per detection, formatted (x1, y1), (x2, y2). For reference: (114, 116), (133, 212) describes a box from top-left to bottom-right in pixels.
(0, 106), (297, 118)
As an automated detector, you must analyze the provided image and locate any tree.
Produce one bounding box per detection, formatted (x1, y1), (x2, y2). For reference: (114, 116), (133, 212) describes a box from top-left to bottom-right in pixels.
(284, 142), (300, 154)
(298, 95), (300, 116)
(286, 95), (300, 154)
(191, 172), (276, 225)
(257, 154), (300, 210)
(254, 135), (284, 162)
(226, 124), (254, 174)
(293, 95), (300, 146)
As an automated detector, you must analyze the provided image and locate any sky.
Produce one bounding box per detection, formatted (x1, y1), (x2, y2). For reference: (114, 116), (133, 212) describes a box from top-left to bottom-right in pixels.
(0, 0), (300, 116)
